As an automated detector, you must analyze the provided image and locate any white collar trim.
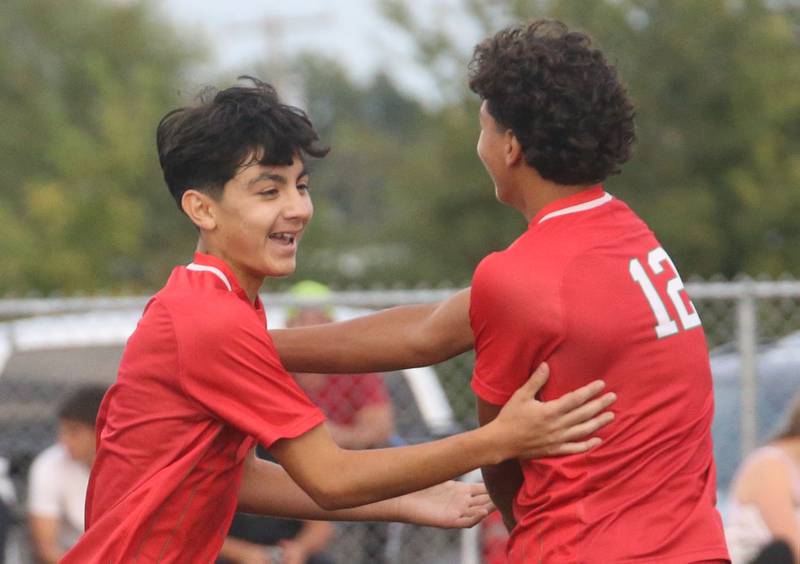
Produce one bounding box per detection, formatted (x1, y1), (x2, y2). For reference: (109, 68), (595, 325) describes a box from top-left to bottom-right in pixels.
(186, 263), (233, 291)
(538, 192), (613, 224)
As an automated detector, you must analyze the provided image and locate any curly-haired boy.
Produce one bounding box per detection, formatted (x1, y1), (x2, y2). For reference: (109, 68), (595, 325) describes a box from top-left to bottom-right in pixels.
(274, 21), (730, 563)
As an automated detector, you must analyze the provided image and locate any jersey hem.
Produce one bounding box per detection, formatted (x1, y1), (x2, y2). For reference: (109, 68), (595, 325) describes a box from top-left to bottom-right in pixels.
(597, 546), (730, 564)
(258, 411), (326, 448)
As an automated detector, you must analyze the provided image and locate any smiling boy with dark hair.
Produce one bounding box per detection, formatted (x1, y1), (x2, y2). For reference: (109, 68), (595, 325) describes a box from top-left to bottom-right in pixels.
(62, 76), (615, 563)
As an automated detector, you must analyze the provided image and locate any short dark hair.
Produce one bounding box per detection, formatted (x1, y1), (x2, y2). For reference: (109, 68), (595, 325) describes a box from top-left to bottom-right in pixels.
(58, 385), (107, 427)
(156, 76), (329, 209)
(468, 20), (636, 186)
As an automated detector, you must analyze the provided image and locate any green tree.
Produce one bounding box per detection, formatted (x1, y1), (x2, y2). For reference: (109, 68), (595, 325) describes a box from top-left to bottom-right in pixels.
(281, 56), (440, 286)
(377, 0), (800, 279)
(6, 0), (797, 294)
(275, 54), (524, 287)
(0, 0), (200, 295)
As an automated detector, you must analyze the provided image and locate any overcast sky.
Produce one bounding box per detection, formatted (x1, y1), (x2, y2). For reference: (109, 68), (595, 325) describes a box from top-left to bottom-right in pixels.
(158, 0), (483, 103)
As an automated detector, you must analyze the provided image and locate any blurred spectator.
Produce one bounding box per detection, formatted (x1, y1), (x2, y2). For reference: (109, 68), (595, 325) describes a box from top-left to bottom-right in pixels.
(726, 392), (800, 564)
(221, 281), (395, 563)
(285, 280), (395, 450)
(27, 385), (106, 564)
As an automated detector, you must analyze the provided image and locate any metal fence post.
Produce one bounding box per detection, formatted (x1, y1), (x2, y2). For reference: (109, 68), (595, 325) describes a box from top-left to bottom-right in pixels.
(460, 470), (483, 564)
(736, 279), (758, 457)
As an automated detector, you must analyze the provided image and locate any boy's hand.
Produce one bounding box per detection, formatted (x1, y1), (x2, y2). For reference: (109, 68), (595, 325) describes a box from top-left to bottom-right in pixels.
(395, 480), (494, 528)
(489, 362), (616, 461)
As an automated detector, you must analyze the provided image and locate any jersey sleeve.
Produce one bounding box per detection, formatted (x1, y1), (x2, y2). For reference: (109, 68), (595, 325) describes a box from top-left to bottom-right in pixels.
(470, 252), (564, 405)
(174, 300), (325, 448)
(27, 447), (61, 517)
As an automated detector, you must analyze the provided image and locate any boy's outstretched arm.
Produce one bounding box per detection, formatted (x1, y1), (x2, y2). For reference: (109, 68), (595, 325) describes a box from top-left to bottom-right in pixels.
(269, 363), (615, 511)
(271, 289), (473, 373)
(238, 454), (493, 529)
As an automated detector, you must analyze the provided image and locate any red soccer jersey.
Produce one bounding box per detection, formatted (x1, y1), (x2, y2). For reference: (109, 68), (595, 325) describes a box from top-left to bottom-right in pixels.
(62, 253), (325, 563)
(470, 187), (729, 563)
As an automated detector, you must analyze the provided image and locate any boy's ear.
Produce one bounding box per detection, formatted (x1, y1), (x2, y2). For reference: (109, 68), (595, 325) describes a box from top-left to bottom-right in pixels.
(505, 131), (524, 167)
(181, 189), (217, 231)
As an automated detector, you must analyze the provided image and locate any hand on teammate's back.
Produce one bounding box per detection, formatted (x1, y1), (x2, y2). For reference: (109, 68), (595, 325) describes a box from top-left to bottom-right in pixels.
(489, 362), (616, 460)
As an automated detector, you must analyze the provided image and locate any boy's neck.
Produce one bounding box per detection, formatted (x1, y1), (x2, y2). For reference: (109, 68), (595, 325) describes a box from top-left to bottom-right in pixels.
(512, 168), (586, 221)
(195, 240), (263, 306)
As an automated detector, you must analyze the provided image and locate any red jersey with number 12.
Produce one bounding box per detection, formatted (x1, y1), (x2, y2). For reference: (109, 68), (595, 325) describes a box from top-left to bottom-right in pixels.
(470, 187), (729, 563)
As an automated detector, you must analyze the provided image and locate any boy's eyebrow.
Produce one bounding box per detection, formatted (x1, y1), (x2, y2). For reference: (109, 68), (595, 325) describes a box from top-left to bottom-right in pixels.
(248, 172), (286, 186)
(247, 168), (310, 187)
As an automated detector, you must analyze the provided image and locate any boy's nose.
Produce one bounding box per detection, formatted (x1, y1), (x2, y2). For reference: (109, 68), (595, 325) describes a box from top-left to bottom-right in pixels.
(283, 189), (313, 221)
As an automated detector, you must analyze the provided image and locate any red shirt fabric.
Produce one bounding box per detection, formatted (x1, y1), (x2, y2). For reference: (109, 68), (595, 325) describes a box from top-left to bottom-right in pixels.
(470, 187), (729, 563)
(62, 253), (325, 563)
(301, 373), (389, 426)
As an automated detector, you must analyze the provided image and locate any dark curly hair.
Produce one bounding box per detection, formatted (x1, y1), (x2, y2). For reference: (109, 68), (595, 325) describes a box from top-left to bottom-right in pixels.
(157, 76), (329, 209)
(468, 20), (635, 186)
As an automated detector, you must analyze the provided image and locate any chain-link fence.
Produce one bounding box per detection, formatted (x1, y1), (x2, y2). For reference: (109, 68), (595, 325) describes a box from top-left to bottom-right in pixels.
(1, 280), (799, 563)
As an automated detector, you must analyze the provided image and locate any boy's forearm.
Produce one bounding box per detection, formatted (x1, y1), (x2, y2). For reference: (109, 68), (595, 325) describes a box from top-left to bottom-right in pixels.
(271, 304), (442, 373)
(253, 363), (613, 518)
(271, 424), (504, 511)
(270, 289), (473, 373)
(273, 363), (615, 511)
(238, 456), (406, 521)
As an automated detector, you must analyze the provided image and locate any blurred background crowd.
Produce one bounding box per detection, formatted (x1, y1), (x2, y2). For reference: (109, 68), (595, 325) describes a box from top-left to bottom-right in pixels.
(1, 0), (799, 562)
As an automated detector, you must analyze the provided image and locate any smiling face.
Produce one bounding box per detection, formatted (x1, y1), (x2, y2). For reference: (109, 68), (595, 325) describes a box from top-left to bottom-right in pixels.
(193, 154), (313, 295)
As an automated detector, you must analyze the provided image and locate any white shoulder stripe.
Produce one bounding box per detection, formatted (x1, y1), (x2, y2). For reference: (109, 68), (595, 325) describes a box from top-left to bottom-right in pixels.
(186, 263), (233, 291)
(538, 192), (613, 224)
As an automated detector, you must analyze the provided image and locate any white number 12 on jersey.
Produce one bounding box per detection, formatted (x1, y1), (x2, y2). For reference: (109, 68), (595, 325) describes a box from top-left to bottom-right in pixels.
(629, 247), (701, 338)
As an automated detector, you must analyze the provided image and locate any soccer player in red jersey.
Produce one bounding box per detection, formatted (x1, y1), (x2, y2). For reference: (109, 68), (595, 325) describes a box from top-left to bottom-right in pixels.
(62, 77), (616, 563)
(272, 21), (730, 563)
